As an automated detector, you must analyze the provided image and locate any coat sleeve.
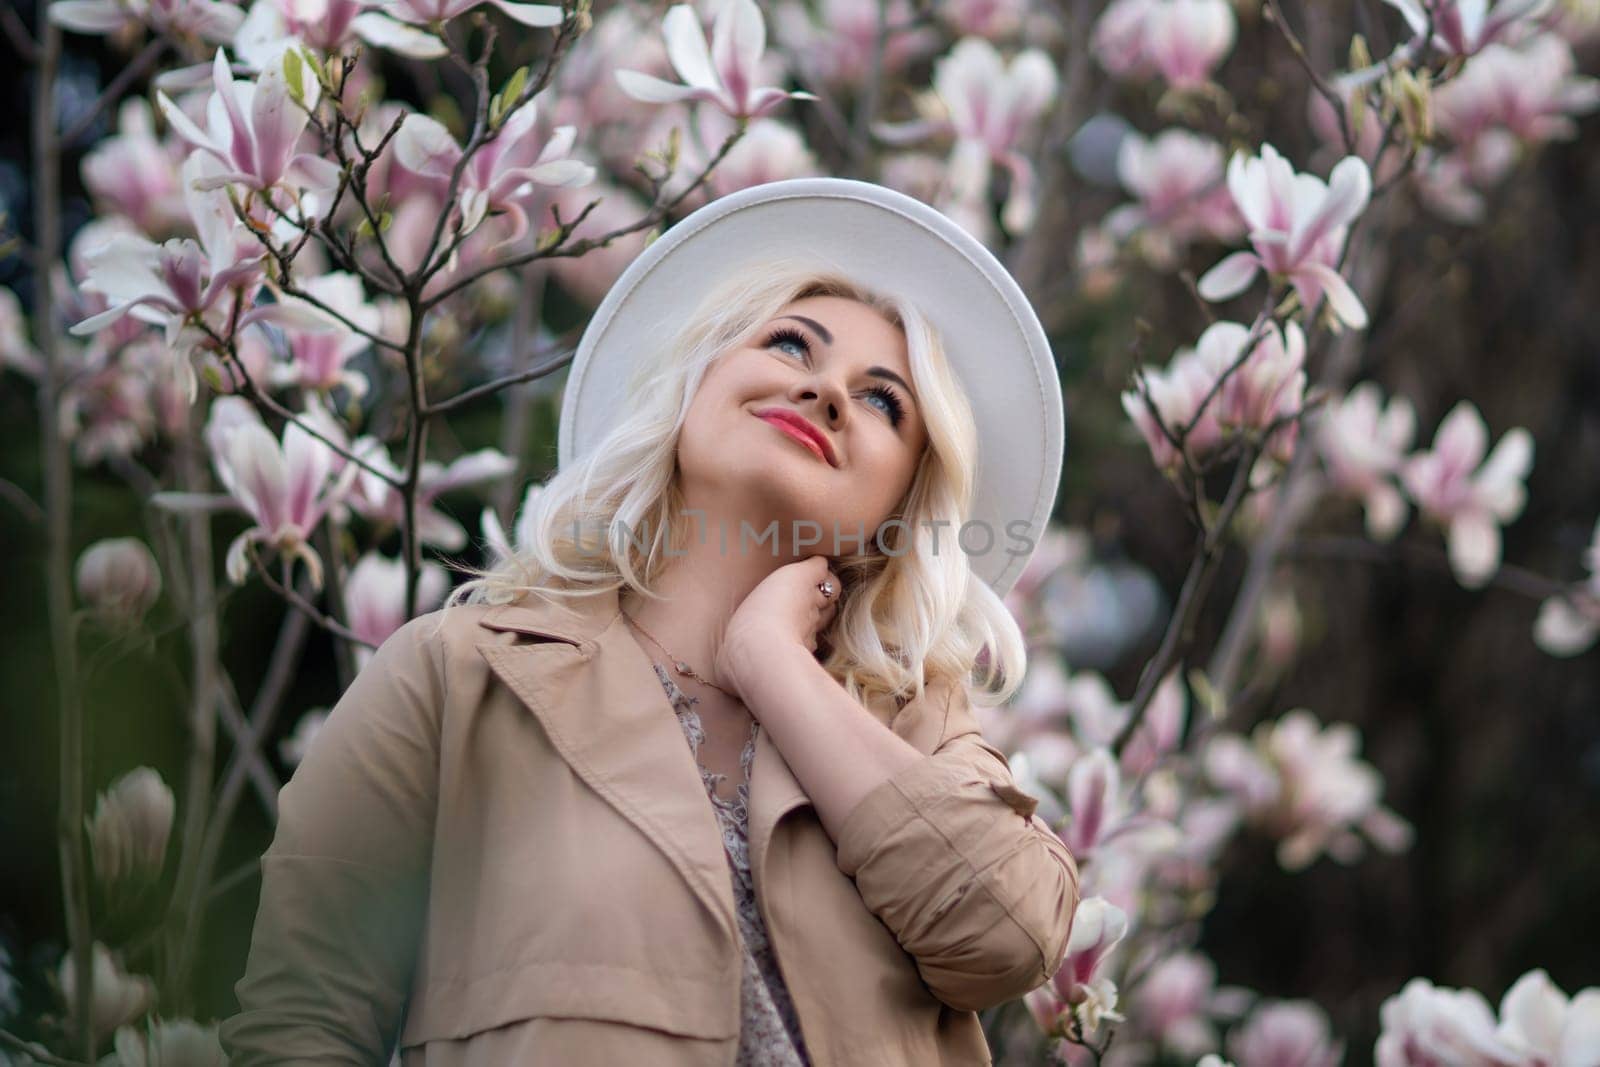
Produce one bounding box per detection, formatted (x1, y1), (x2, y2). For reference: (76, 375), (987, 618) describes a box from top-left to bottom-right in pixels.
(833, 680), (1081, 1014)
(218, 614), (445, 1064)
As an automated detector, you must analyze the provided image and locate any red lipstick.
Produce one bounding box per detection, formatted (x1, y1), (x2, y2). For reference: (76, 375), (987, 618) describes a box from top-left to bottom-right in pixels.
(754, 408), (838, 467)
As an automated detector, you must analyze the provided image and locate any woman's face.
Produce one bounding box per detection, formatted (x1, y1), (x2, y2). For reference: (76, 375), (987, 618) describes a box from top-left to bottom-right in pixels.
(677, 294), (930, 556)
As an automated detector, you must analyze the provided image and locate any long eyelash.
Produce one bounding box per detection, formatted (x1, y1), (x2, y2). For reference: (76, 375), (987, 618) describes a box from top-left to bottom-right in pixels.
(765, 326), (811, 356)
(869, 385), (906, 427)
(765, 326), (906, 427)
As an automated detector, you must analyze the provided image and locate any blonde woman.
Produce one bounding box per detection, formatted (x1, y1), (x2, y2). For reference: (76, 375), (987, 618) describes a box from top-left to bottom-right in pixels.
(221, 178), (1081, 1065)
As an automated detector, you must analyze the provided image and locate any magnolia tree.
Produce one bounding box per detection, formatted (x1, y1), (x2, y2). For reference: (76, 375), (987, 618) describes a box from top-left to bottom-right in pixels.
(2, 0), (1598, 1061)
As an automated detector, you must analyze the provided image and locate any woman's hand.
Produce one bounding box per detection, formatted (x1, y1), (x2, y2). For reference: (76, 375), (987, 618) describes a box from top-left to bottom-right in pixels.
(716, 555), (841, 701)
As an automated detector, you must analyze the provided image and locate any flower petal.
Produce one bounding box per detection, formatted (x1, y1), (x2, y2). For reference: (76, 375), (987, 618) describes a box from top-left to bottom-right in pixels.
(1196, 251), (1260, 301)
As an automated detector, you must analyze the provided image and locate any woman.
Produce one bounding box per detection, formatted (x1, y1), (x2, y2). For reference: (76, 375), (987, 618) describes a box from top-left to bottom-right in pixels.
(219, 178), (1081, 1065)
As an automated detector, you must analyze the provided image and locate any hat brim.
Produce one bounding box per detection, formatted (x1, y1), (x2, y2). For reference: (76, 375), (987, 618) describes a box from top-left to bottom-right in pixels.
(558, 177), (1065, 598)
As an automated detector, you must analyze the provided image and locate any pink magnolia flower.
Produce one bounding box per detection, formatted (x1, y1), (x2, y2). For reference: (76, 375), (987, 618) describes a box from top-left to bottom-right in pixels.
(1380, 0), (1550, 57)
(1434, 35), (1600, 150)
(234, 0), (449, 63)
(1375, 977), (1525, 1067)
(393, 99), (595, 249)
(1228, 1000), (1345, 1067)
(157, 48), (341, 198)
(1118, 671), (1187, 777)
(82, 100), (190, 238)
(695, 111), (820, 199)
(1107, 128), (1243, 261)
(49, 0), (244, 43)
(1207, 709), (1412, 871)
(615, 0), (819, 119)
(772, 0), (939, 89)
(1401, 400), (1534, 589)
(1122, 320), (1306, 473)
(1533, 517), (1600, 657)
(1198, 146), (1373, 330)
(201, 396), (360, 587)
(1060, 747), (1178, 860)
(931, 38), (1058, 234)
(383, 0), (563, 27)
(1495, 968), (1600, 1064)
(353, 447), (515, 550)
(1317, 382), (1418, 540)
(269, 271), (381, 395)
(344, 551), (449, 664)
(1026, 897), (1129, 1038)
(1132, 953), (1223, 1056)
(1092, 0), (1237, 91)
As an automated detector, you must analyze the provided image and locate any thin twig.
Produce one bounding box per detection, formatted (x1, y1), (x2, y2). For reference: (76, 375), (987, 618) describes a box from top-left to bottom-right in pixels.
(424, 337), (578, 416)
(252, 550), (375, 648)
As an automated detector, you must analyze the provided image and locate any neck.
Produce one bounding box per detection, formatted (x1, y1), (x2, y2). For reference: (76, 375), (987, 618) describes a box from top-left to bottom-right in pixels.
(617, 501), (801, 689)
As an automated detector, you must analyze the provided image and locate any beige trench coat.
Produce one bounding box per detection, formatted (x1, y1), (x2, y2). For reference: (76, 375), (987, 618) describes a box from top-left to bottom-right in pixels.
(219, 583), (1082, 1065)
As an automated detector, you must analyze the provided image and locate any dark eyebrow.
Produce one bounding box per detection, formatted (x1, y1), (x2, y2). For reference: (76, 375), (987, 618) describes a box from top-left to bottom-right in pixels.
(775, 314), (918, 408)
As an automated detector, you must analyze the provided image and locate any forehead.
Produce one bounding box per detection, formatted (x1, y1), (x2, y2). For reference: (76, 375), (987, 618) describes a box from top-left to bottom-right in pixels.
(773, 295), (910, 370)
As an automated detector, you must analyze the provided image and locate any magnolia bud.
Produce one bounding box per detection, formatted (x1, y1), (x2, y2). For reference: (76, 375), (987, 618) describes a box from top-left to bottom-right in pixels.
(75, 538), (161, 624)
(88, 767), (175, 888)
(57, 942), (155, 1043)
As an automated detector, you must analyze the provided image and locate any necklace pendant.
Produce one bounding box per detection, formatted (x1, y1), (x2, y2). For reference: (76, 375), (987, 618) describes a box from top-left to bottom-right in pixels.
(674, 660), (692, 676)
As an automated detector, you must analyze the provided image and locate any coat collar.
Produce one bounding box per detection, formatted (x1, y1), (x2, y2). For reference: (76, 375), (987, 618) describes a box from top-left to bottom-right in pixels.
(473, 583), (812, 940)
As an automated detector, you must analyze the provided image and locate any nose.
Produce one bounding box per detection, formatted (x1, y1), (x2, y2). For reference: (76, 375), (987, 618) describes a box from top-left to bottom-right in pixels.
(789, 368), (848, 428)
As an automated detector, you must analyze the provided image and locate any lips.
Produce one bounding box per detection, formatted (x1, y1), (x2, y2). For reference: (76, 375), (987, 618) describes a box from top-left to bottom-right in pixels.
(754, 408), (837, 467)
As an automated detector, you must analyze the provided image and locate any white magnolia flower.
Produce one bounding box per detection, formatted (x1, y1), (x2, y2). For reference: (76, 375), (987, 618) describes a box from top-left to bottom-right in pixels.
(616, 0), (818, 119)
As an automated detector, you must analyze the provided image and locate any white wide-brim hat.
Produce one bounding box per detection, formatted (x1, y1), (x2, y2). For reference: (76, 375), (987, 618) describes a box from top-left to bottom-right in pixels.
(558, 177), (1065, 598)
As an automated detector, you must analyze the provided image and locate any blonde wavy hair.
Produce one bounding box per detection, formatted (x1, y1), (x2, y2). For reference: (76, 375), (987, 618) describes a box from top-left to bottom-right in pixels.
(452, 258), (1028, 711)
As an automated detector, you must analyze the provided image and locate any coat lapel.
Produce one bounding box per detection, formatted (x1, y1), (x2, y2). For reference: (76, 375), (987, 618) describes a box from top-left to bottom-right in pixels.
(473, 584), (816, 944)
(475, 586), (739, 942)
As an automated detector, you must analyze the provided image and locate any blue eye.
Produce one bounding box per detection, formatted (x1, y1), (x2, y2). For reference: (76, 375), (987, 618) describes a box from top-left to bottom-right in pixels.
(765, 327), (811, 360)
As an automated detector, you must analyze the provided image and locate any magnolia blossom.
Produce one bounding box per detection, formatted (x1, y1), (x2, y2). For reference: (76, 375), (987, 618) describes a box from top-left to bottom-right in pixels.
(81, 99), (190, 237)
(158, 49), (341, 198)
(1130, 952), (1223, 1056)
(394, 99), (595, 250)
(1092, 0), (1237, 91)
(689, 109), (821, 199)
(1401, 400), (1534, 589)
(1533, 517), (1600, 656)
(1228, 1000), (1345, 1067)
(1198, 146), (1373, 331)
(1204, 708), (1413, 870)
(1381, 0), (1551, 57)
(1434, 36), (1600, 151)
(344, 551), (450, 664)
(88, 767), (176, 887)
(1376, 977), (1526, 1066)
(50, 0), (244, 42)
(113, 1018), (227, 1066)
(616, 1), (817, 119)
(234, 0), (448, 64)
(1317, 382), (1418, 540)
(353, 447), (515, 550)
(1107, 129), (1243, 262)
(480, 482), (545, 567)
(269, 272), (382, 394)
(58, 943), (156, 1043)
(1061, 747), (1178, 859)
(1495, 968), (1600, 1064)
(200, 396), (359, 587)
(1025, 897), (1129, 1038)
(68, 155), (320, 399)
(773, 0), (937, 89)
(1122, 320), (1307, 474)
(75, 538), (163, 624)
(384, 0), (564, 28)
(932, 38), (1058, 234)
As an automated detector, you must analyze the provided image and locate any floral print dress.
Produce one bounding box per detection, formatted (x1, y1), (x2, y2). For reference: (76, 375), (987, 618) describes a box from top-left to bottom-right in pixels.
(652, 662), (813, 1066)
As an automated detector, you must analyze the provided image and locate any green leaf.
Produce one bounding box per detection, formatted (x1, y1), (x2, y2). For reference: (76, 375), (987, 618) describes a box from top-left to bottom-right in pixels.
(283, 48), (305, 106)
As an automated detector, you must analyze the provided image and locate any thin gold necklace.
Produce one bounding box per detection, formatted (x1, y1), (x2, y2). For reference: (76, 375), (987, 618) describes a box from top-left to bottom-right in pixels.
(620, 609), (738, 699)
